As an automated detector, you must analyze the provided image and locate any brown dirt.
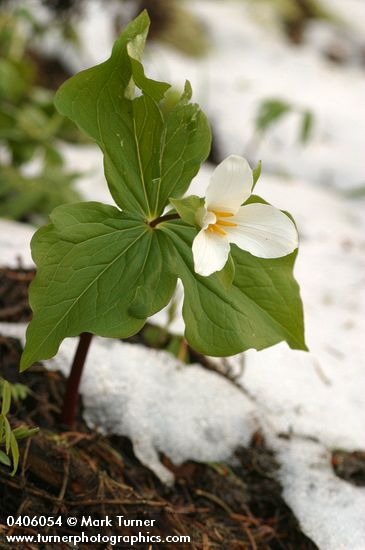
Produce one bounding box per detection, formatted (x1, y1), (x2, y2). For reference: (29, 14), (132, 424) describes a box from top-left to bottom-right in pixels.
(0, 269), (319, 549)
(332, 450), (365, 487)
(0, 268), (35, 323)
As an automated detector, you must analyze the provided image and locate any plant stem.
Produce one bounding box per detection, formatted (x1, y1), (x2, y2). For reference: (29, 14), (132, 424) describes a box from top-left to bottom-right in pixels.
(149, 213), (180, 227)
(60, 332), (93, 428)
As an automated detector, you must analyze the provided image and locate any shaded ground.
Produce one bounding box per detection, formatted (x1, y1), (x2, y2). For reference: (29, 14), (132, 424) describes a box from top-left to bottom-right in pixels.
(331, 450), (365, 487)
(0, 268), (320, 549)
(0, 268), (35, 323)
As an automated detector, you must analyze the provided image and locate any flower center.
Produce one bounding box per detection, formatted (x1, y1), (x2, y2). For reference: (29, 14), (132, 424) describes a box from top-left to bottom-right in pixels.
(207, 210), (237, 236)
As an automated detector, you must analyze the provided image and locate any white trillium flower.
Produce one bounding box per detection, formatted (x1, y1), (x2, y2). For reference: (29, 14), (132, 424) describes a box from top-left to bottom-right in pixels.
(192, 155), (299, 277)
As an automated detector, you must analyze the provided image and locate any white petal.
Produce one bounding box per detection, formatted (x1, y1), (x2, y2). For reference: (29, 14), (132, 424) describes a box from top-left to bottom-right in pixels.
(225, 203), (298, 258)
(192, 229), (230, 276)
(196, 206), (216, 230)
(206, 155), (253, 213)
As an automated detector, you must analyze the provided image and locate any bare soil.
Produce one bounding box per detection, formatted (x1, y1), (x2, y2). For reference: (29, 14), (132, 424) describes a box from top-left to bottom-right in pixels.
(0, 268), (35, 323)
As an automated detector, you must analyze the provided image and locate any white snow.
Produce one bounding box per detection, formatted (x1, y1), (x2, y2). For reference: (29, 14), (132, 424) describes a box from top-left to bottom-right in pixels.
(41, 0), (365, 190)
(60, 143), (113, 205)
(0, 322), (256, 486)
(272, 439), (365, 550)
(142, 1), (365, 191)
(0, 219), (35, 268)
(54, 338), (257, 486)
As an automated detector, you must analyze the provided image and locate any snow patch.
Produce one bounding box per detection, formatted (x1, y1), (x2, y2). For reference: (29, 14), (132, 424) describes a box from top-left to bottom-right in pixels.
(271, 438), (365, 550)
(143, 2), (365, 191)
(52, 338), (257, 485)
(0, 219), (35, 268)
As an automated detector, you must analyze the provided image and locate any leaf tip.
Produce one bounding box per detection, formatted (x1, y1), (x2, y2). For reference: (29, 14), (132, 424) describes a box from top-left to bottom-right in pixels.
(182, 80), (193, 101)
(252, 160), (262, 189)
(19, 352), (31, 373)
(137, 8), (151, 25)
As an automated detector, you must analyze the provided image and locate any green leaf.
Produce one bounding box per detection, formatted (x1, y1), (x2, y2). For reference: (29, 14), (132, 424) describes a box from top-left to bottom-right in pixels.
(20, 202), (176, 370)
(159, 220), (307, 356)
(1, 381), (11, 416)
(0, 59), (27, 101)
(216, 254), (235, 289)
(4, 417), (11, 453)
(244, 194), (271, 206)
(17, 105), (62, 141)
(252, 160), (262, 190)
(157, 81), (211, 214)
(11, 141), (38, 166)
(54, 14), (210, 219)
(300, 110), (314, 144)
(54, 12), (165, 217)
(0, 450), (11, 467)
(128, 233), (176, 319)
(256, 99), (292, 134)
(12, 426), (39, 440)
(10, 432), (19, 475)
(170, 195), (203, 226)
(0, 164), (80, 221)
(345, 185), (365, 199)
(10, 383), (30, 402)
(0, 417), (4, 444)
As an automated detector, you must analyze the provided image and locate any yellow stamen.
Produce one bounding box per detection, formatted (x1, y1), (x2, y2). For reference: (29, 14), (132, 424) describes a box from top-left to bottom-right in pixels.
(216, 219), (237, 227)
(208, 224), (227, 236)
(212, 210), (234, 217)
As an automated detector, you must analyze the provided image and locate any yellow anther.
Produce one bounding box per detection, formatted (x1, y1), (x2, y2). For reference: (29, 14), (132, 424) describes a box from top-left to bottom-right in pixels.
(212, 210), (234, 217)
(208, 224), (227, 236)
(216, 220), (237, 227)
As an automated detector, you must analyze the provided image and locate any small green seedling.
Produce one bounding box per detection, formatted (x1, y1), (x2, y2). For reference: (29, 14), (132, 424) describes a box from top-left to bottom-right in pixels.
(255, 98), (315, 144)
(20, 12), (306, 427)
(0, 379), (38, 475)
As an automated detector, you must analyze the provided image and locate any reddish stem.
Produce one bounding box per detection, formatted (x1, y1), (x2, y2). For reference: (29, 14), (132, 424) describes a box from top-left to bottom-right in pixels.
(60, 332), (93, 428)
(149, 213), (179, 227)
